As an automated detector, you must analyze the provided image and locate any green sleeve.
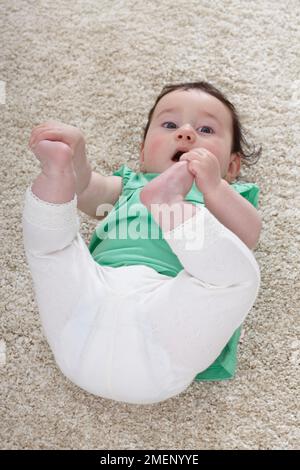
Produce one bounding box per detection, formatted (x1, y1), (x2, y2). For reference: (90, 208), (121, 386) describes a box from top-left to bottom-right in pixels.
(234, 182), (260, 208)
(113, 165), (134, 189)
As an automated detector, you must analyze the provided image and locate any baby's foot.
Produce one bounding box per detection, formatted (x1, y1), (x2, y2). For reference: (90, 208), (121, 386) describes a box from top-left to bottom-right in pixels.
(32, 140), (74, 176)
(140, 161), (197, 232)
(140, 161), (194, 206)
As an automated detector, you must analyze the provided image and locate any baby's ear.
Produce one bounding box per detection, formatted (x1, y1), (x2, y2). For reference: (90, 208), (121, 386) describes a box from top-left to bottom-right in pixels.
(225, 152), (241, 182)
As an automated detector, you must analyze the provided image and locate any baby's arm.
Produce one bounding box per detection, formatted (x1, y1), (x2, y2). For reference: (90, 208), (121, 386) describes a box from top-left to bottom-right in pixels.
(203, 181), (262, 250)
(180, 149), (262, 250)
(29, 121), (122, 219)
(77, 171), (122, 219)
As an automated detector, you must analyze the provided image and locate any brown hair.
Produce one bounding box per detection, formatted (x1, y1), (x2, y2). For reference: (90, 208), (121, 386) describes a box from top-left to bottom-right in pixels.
(142, 81), (262, 167)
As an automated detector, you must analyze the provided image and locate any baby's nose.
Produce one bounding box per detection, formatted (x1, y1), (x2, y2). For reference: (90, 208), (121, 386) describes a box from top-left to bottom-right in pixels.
(175, 125), (196, 143)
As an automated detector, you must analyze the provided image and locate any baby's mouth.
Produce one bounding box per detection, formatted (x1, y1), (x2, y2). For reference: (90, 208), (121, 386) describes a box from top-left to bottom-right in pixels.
(172, 150), (186, 162)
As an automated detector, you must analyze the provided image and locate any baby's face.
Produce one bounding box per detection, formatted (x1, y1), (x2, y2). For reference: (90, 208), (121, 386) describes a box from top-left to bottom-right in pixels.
(140, 89), (240, 180)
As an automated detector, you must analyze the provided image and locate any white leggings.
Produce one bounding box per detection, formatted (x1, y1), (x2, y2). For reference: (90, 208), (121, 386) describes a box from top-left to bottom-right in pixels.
(22, 187), (260, 405)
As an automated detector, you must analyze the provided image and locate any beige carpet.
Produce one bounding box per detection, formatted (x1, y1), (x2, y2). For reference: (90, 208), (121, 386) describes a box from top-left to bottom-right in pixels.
(1, 0), (299, 450)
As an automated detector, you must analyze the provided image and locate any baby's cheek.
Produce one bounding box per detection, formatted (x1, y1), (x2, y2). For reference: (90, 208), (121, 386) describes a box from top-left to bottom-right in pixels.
(147, 135), (165, 155)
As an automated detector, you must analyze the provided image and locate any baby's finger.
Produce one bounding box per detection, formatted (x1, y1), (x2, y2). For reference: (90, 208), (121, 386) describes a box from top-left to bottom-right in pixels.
(30, 129), (64, 148)
(29, 125), (50, 147)
(188, 159), (202, 176)
(33, 120), (61, 130)
(29, 121), (64, 146)
(180, 151), (204, 163)
(179, 153), (195, 163)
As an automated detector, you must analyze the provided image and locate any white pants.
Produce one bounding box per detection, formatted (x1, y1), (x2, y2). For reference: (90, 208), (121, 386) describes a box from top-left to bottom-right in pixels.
(22, 187), (260, 405)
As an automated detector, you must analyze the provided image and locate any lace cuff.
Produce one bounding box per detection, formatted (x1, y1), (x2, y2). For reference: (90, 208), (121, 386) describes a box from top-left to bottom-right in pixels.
(22, 186), (79, 230)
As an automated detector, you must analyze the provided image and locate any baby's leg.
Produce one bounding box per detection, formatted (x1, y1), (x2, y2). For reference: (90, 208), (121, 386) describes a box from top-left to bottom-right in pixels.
(23, 141), (108, 389)
(140, 162), (260, 386)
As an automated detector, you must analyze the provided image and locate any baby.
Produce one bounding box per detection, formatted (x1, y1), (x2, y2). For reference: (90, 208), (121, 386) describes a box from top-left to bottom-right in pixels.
(23, 81), (262, 404)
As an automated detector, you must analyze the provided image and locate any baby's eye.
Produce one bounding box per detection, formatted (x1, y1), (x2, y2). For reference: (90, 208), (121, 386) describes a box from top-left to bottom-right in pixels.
(162, 121), (177, 129)
(198, 126), (214, 134)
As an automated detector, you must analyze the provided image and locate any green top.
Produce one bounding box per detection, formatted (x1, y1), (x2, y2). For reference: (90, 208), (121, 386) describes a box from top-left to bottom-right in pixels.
(89, 165), (260, 381)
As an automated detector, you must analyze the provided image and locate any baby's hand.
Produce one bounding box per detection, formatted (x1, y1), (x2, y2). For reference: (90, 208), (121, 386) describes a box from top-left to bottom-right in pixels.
(29, 139), (75, 173)
(29, 120), (86, 165)
(180, 148), (222, 195)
